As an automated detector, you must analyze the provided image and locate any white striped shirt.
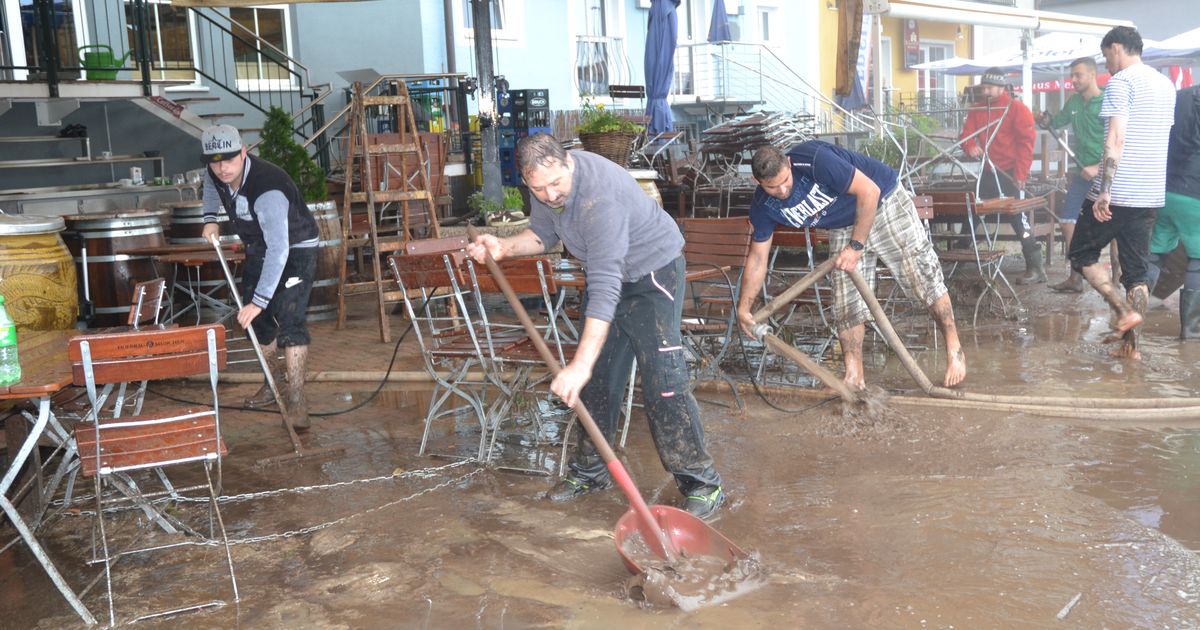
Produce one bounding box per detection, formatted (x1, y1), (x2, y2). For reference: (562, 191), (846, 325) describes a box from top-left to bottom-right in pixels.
(1089, 62), (1176, 208)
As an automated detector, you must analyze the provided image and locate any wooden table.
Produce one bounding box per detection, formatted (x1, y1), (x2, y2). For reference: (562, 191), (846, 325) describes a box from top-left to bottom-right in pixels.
(0, 329), (96, 624)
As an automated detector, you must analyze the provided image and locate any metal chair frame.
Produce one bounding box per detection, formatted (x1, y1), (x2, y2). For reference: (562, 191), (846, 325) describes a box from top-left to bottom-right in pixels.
(71, 324), (237, 627)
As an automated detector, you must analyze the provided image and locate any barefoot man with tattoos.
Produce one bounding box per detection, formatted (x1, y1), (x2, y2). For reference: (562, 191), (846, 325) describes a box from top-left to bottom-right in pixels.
(1067, 26), (1175, 359)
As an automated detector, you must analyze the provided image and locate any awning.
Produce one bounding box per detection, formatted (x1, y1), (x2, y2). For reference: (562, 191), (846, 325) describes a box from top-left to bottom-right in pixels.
(910, 32), (1105, 76)
(172, 0), (372, 6)
(875, 0), (1133, 36)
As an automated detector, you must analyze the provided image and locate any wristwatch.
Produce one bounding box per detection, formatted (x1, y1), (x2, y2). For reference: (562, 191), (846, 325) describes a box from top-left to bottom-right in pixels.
(848, 239), (865, 251)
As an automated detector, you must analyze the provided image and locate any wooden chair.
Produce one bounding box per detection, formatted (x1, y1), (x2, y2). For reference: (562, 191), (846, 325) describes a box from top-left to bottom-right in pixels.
(70, 324), (236, 626)
(678, 217), (754, 407)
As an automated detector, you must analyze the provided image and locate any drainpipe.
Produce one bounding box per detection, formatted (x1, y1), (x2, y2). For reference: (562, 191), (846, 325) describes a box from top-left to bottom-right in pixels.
(442, 0), (462, 132)
(471, 0), (502, 203)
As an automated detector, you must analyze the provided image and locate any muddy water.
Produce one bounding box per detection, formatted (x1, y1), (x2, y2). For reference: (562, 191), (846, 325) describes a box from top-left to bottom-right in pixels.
(6, 289), (1200, 627)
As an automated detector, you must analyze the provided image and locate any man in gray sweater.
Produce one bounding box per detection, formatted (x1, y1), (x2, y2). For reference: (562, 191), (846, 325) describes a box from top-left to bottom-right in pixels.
(466, 133), (725, 520)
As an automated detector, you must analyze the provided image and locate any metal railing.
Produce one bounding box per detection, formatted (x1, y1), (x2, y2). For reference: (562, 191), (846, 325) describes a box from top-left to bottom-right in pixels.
(4, 0), (330, 164)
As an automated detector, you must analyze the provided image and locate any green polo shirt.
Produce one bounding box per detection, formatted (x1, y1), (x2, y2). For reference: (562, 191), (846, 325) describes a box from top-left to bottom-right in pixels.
(1049, 88), (1105, 169)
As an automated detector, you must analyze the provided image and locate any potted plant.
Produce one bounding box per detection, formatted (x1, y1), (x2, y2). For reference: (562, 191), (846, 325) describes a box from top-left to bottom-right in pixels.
(468, 186), (527, 226)
(576, 97), (643, 168)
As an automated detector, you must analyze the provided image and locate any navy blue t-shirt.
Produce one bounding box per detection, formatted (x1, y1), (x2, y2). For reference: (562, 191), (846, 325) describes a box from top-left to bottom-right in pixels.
(749, 141), (898, 242)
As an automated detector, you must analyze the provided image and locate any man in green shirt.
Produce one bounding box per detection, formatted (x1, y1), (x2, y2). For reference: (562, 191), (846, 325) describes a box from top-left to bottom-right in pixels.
(1038, 57), (1105, 292)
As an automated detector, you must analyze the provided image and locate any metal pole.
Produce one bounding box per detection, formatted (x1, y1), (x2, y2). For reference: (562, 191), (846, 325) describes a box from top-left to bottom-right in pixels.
(36, 0), (59, 98)
(471, 0), (502, 203)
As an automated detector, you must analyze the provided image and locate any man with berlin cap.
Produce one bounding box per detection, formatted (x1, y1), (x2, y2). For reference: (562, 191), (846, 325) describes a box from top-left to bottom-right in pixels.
(199, 124), (321, 430)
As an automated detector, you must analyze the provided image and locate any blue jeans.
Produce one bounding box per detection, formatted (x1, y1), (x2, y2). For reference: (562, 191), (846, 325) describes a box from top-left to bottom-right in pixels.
(569, 255), (722, 495)
(1059, 173), (1092, 224)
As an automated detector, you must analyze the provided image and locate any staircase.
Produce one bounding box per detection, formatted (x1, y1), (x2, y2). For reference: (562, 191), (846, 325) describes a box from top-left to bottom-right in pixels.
(1, 0), (332, 192)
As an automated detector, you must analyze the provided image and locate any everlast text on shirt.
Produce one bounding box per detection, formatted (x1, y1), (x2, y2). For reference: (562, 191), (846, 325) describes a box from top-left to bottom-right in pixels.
(779, 181), (837, 227)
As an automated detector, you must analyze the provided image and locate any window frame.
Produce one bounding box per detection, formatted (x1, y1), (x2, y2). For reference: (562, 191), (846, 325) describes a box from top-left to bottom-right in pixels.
(917, 39), (956, 102)
(230, 3), (297, 93)
(458, 0), (525, 45)
(570, 0), (628, 101)
(124, 0), (202, 86)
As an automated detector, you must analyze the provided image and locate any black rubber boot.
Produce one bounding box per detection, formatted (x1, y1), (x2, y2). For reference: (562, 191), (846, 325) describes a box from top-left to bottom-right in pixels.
(1180, 289), (1200, 340)
(1014, 241), (1048, 285)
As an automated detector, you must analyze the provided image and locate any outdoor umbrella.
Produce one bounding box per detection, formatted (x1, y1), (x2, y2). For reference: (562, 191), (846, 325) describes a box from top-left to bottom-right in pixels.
(644, 0), (677, 134)
(708, 0), (731, 43)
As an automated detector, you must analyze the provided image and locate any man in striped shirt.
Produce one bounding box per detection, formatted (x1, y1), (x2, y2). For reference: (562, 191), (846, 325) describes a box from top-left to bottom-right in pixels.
(1067, 26), (1176, 360)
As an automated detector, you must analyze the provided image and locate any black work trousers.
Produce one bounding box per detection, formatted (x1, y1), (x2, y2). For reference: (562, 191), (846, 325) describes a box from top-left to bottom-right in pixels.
(569, 255), (722, 495)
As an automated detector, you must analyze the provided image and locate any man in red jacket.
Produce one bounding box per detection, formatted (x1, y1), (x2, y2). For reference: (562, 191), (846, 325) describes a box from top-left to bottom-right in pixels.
(960, 68), (1043, 284)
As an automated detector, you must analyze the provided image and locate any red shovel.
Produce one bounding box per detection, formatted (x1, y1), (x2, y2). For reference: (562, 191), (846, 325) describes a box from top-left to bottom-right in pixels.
(466, 227), (746, 573)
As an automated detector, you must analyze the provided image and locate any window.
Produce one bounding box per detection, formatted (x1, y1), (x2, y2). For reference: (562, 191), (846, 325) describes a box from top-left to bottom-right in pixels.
(463, 0), (504, 30)
(868, 36), (893, 108)
(917, 41), (955, 102)
(229, 5), (293, 90)
(124, 0), (195, 82)
(573, 0), (627, 97)
(758, 7), (778, 45)
(460, 0), (523, 42)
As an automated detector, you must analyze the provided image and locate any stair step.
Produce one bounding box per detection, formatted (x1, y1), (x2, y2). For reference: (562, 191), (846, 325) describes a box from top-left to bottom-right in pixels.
(366, 143), (419, 155)
(199, 112), (246, 119)
(361, 95), (410, 107)
(173, 97), (220, 104)
(349, 190), (430, 204)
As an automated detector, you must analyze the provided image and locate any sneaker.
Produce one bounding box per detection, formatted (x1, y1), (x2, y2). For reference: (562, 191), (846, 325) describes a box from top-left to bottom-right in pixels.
(682, 486), (725, 521)
(545, 474), (612, 502)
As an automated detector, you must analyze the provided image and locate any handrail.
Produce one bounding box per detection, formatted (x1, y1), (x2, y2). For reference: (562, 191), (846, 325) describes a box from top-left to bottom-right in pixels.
(194, 7), (314, 90)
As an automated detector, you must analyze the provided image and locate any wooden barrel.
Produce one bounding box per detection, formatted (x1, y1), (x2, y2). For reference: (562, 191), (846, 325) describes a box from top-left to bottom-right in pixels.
(0, 216), (79, 331)
(164, 200), (241, 311)
(307, 201), (342, 322)
(62, 210), (167, 327)
(628, 169), (663, 207)
(164, 200), (238, 245)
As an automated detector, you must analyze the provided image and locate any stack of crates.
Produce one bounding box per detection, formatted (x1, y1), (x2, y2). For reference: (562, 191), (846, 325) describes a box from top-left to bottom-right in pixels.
(498, 89), (551, 186)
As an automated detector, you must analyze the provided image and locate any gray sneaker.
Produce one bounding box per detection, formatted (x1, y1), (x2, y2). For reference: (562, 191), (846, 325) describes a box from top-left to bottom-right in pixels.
(545, 474), (612, 502)
(682, 485), (725, 521)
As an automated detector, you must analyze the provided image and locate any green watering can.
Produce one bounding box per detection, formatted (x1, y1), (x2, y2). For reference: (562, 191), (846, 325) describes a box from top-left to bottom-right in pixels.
(78, 45), (132, 81)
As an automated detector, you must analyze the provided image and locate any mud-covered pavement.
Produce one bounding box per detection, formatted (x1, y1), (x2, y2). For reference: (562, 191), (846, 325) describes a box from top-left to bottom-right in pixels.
(4, 265), (1200, 628)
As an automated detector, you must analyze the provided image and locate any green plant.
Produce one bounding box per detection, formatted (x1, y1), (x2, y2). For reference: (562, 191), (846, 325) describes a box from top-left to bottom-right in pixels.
(469, 186), (525, 224)
(467, 191), (503, 222)
(860, 109), (940, 170)
(258, 106), (328, 202)
(576, 97), (643, 135)
(502, 186), (524, 211)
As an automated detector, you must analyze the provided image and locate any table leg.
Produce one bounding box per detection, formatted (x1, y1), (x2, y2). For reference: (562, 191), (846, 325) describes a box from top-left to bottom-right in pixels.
(0, 397), (96, 625)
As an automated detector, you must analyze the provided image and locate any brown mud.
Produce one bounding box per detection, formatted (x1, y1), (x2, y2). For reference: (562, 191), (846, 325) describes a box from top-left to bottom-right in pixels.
(3, 264), (1200, 627)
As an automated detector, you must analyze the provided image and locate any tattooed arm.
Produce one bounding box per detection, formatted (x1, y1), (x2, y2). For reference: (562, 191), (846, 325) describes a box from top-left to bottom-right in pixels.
(1094, 115), (1126, 222)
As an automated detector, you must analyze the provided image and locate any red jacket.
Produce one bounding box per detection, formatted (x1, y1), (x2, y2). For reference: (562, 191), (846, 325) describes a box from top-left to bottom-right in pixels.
(960, 92), (1036, 183)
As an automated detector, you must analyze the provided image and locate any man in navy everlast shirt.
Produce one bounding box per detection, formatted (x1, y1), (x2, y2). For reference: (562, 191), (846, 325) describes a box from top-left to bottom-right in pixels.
(200, 125), (320, 431)
(467, 133), (725, 521)
(738, 142), (967, 390)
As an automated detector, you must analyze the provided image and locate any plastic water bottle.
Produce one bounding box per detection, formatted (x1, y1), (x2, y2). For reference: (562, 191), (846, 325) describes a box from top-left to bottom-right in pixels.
(0, 296), (21, 386)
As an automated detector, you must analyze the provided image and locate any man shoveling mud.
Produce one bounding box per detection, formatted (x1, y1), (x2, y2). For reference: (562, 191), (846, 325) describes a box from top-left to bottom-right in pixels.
(466, 133), (726, 520)
(1067, 26), (1175, 359)
(200, 124), (319, 430)
(737, 142), (967, 390)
